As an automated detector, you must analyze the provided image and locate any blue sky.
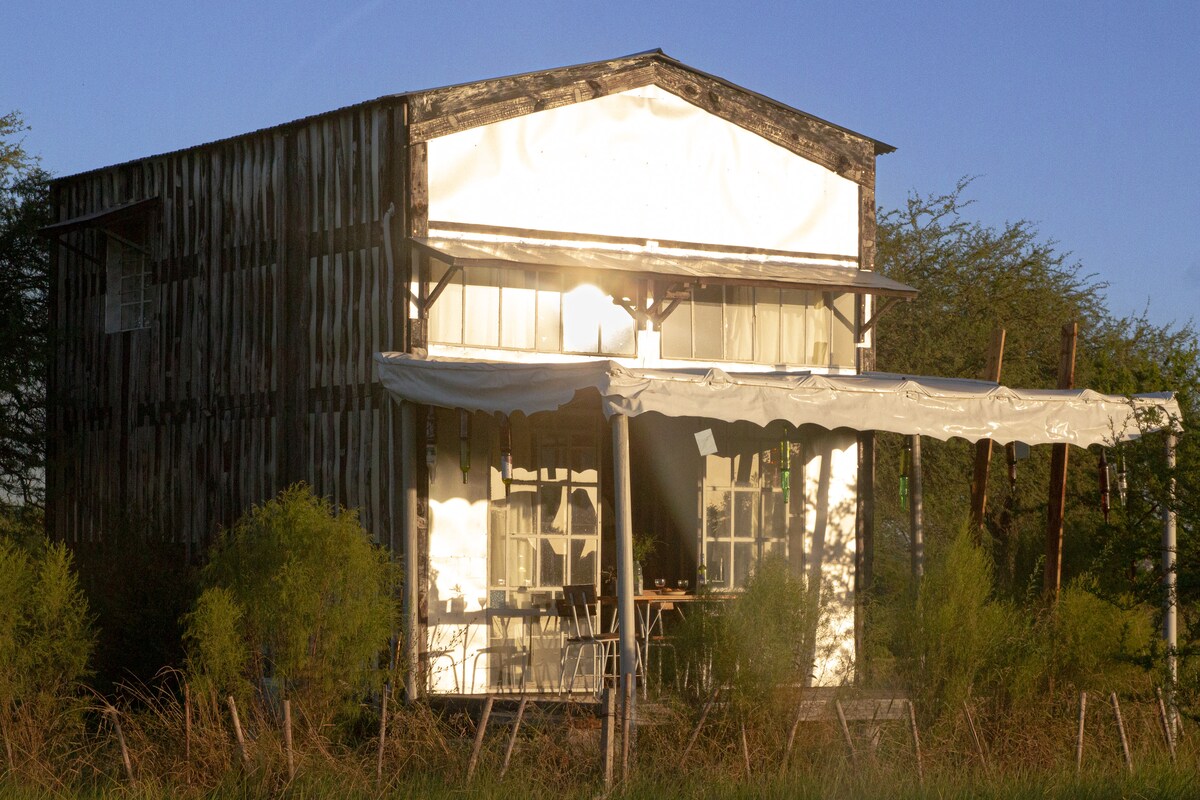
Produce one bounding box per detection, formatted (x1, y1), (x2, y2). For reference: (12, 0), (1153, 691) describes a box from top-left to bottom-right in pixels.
(6, 1), (1197, 328)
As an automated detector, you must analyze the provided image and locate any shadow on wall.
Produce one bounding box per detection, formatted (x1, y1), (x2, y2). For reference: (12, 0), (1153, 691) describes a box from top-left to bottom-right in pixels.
(70, 507), (195, 693)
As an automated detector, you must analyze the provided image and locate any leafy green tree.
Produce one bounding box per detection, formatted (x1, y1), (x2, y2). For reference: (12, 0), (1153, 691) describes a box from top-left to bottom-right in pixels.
(0, 112), (50, 507)
(184, 485), (399, 726)
(871, 180), (1199, 703)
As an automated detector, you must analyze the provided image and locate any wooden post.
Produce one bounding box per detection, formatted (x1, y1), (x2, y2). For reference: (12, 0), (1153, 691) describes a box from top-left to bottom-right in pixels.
(227, 696), (249, 768)
(376, 685), (388, 782)
(835, 700), (857, 761)
(501, 697), (527, 778)
(1110, 692), (1132, 773)
(621, 675), (633, 780)
(1156, 687), (1176, 762)
(1075, 691), (1087, 774)
(1163, 432), (1178, 738)
(682, 686), (719, 765)
(740, 721), (752, 777)
(907, 700), (923, 786)
(466, 696), (493, 782)
(970, 329), (1006, 537)
(963, 700), (986, 770)
(107, 706), (135, 783)
(612, 414), (639, 713)
(1044, 322), (1077, 600)
(401, 401), (421, 702)
(600, 688), (616, 788)
(782, 691), (808, 772)
(283, 699), (295, 781)
(909, 435), (924, 583)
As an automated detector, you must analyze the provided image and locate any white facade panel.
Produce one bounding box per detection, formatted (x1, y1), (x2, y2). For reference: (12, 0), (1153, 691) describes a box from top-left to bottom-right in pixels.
(428, 85), (860, 257)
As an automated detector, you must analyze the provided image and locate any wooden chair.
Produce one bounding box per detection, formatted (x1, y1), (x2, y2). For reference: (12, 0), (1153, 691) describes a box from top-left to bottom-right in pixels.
(558, 584), (620, 696)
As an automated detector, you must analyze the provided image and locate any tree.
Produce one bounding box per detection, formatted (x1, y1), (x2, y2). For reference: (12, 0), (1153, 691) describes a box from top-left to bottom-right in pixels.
(871, 180), (1199, 698)
(0, 112), (50, 507)
(184, 485), (399, 727)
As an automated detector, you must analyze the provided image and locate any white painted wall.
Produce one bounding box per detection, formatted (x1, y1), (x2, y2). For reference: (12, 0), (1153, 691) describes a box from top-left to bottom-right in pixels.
(428, 85), (860, 257)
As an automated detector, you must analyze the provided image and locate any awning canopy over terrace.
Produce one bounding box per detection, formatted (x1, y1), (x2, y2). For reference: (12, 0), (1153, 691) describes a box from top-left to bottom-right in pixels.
(411, 236), (919, 298)
(373, 354), (1181, 446)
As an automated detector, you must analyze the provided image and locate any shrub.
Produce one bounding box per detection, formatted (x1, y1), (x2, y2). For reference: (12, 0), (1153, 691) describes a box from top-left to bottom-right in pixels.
(183, 484), (399, 727)
(0, 532), (93, 768)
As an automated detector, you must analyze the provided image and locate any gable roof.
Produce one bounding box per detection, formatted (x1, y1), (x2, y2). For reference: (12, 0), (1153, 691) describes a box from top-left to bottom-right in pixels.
(56, 49), (892, 184)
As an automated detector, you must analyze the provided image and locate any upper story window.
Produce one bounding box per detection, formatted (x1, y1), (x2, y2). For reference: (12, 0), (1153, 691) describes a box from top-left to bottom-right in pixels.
(104, 228), (153, 333)
(428, 264), (636, 357)
(661, 286), (856, 369)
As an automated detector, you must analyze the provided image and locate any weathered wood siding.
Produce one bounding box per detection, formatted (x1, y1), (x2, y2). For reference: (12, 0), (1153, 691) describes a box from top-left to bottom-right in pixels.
(47, 101), (408, 554)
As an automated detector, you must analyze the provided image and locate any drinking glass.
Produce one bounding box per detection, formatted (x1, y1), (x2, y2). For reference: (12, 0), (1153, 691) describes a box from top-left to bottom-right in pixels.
(654, 577), (666, 590)
(676, 579), (689, 591)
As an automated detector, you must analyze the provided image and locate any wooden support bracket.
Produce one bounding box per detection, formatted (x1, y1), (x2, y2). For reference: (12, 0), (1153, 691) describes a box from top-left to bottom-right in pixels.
(858, 296), (901, 343)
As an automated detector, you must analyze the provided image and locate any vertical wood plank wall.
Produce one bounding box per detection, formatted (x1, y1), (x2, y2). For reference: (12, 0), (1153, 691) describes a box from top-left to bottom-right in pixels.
(47, 101), (408, 553)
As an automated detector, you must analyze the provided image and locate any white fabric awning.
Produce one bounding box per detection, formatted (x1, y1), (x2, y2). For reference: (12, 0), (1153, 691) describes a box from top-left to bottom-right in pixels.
(373, 354), (1181, 447)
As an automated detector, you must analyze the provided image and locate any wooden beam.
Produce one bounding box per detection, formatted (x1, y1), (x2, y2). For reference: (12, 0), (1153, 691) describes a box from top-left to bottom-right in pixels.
(910, 435), (924, 583)
(857, 296), (900, 342)
(611, 414), (639, 696)
(400, 401), (420, 702)
(1044, 322), (1078, 601)
(970, 329), (1006, 537)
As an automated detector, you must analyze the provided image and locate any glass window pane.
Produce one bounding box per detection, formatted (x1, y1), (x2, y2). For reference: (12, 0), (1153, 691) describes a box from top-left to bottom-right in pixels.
(763, 491), (786, 539)
(724, 286), (754, 362)
(705, 454), (731, 487)
(562, 284), (603, 353)
(429, 265), (463, 344)
(755, 288), (780, 366)
(507, 536), (535, 588)
(507, 486), (536, 534)
(780, 289), (807, 365)
(463, 268), (500, 347)
(808, 292), (831, 366)
(692, 286), (723, 360)
(536, 273), (561, 352)
(570, 539), (597, 585)
(569, 487), (598, 535)
(733, 492), (757, 540)
(600, 303), (635, 355)
(706, 540), (730, 587)
(733, 542), (753, 588)
(489, 518), (506, 584)
(830, 292), (856, 368)
(540, 538), (566, 588)
(501, 271), (536, 349)
(539, 485), (567, 534)
(705, 490), (731, 541)
(660, 297), (690, 358)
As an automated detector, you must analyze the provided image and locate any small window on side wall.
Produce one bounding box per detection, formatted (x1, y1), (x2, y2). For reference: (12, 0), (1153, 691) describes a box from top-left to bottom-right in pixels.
(104, 233), (153, 333)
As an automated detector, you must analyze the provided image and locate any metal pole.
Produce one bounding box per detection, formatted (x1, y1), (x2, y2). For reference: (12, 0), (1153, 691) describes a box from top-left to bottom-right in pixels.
(1163, 430), (1178, 736)
(910, 435), (924, 582)
(611, 415), (639, 711)
(401, 401), (420, 702)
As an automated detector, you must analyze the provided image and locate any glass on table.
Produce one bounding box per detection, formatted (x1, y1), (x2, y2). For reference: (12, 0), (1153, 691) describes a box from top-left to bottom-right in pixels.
(654, 577), (666, 590)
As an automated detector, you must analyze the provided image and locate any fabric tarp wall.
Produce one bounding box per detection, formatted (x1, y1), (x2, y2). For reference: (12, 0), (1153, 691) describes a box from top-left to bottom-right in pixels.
(374, 354), (1181, 447)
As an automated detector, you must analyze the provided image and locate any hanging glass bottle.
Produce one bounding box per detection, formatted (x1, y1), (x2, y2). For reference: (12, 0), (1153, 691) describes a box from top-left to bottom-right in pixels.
(424, 407), (437, 480)
(779, 438), (791, 494)
(499, 415), (513, 492)
(459, 409), (471, 484)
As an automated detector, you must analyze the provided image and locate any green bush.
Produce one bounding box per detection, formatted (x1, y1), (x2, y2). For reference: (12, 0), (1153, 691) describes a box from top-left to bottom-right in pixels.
(0, 532), (93, 767)
(895, 528), (1024, 717)
(678, 554), (815, 707)
(183, 484), (399, 727)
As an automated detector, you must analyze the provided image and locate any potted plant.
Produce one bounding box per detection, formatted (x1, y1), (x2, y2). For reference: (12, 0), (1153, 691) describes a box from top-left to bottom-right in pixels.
(631, 532), (657, 594)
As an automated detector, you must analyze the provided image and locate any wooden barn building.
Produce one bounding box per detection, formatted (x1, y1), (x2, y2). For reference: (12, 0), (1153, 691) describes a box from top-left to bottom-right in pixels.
(44, 51), (1178, 695)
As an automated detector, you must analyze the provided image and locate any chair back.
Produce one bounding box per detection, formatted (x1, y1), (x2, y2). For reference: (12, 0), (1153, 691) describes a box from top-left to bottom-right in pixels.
(562, 584), (600, 638)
